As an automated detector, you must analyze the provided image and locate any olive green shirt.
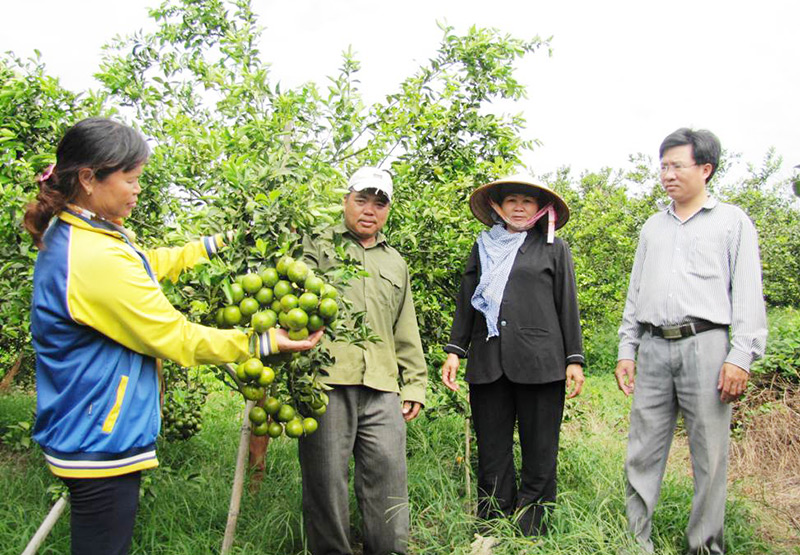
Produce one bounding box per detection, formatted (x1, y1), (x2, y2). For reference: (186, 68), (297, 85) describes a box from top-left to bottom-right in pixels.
(302, 224), (427, 405)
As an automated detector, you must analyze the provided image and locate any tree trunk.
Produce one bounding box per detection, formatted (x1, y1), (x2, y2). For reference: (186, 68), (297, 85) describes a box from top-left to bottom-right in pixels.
(0, 351), (24, 393)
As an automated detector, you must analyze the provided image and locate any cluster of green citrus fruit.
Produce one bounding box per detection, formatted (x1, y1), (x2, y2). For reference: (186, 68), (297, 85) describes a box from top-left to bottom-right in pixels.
(214, 255), (339, 439)
(247, 394), (324, 439)
(214, 255), (339, 340)
(161, 381), (208, 441)
(233, 356), (322, 438)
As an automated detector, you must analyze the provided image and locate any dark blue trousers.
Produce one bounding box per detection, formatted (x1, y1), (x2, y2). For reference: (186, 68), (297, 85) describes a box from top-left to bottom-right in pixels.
(61, 471), (141, 555)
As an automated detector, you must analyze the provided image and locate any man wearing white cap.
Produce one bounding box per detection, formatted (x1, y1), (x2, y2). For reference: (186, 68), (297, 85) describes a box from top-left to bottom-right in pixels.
(299, 167), (427, 555)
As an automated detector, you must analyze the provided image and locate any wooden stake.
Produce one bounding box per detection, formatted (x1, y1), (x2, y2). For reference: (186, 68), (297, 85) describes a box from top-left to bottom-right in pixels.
(465, 395), (473, 516)
(221, 399), (255, 554)
(21, 495), (67, 555)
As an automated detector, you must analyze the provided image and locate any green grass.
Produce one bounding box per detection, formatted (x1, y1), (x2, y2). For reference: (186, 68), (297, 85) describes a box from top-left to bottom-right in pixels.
(0, 375), (787, 554)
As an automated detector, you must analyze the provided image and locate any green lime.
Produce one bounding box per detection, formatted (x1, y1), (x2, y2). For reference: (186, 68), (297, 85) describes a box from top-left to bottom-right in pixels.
(223, 305), (242, 326)
(255, 287), (274, 305)
(249, 406), (268, 425)
(273, 280), (293, 299)
(243, 358), (264, 380)
(242, 385), (265, 401)
(276, 404), (296, 422)
(257, 366), (275, 386)
(304, 275), (324, 295)
(235, 363), (247, 382)
(298, 292), (319, 312)
(320, 284), (338, 300)
(276, 256), (295, 277)
(284, 418), (304, 438)
(307, 314), (325, 332)
(251, 311), (272, 333)
(318, 298), (339, 321)
(230, 283), (245, 303)
(302, 417), (319, 435)
(285, 308), (309, 330)
(260, 267), (279, 288)
(239, 297), (259, 316)
(287, 261), (309, 284)
(242, 273), (263, 294)
(280, 294), (299, 312)
(267, 421), (283, 438)
(264, 397), (281, 415)
(251, 421), (269, 436)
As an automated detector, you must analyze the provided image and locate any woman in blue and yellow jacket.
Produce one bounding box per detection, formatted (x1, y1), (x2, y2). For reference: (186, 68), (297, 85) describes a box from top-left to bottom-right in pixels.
(24, 118), (321, 555)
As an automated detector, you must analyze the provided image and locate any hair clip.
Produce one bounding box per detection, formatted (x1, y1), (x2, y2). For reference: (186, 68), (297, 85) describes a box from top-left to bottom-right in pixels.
(37, 164), (55, 183)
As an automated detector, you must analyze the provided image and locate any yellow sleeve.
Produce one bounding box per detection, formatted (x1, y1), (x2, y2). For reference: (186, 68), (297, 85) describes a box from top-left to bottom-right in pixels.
(145, 233), (226, 284)
(68, 229), (252, 367)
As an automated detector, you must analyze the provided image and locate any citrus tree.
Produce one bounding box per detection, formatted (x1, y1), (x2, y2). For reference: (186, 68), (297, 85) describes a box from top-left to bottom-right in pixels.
(87, 0), (554, 418)
(0, 54), (105, 383)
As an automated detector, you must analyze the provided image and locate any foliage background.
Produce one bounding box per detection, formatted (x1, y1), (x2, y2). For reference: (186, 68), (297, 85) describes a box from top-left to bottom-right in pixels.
(2, 0), (798, 387)
(1, 0), (798, 552)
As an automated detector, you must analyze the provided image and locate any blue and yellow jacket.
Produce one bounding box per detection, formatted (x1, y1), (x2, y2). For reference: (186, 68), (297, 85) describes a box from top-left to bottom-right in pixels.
(31, 209), (277, 478)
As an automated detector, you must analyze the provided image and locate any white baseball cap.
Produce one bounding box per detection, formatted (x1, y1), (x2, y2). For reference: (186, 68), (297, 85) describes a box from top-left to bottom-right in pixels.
(347, 167), (393, 201)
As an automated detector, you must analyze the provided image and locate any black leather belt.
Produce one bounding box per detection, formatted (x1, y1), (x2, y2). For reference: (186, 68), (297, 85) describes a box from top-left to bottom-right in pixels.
(643, 320), (728, 340)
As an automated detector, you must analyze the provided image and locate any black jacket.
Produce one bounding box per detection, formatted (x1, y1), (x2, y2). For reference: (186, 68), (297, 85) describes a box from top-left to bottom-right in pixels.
(444, 229), (584, 385)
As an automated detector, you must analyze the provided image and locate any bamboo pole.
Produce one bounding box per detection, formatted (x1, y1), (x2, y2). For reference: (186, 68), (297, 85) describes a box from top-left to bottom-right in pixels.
(221, 399), (255, 554)
(465, 392), (473, 516)
(21, 495), (68, 555)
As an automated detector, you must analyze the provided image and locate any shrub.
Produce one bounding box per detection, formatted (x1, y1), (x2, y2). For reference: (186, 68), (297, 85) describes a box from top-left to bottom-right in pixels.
(751, 307), (800, 382)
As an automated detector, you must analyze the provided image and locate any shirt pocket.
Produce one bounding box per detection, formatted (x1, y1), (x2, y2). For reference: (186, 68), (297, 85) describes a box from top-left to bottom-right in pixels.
(378, 267), (404, 314)
(689, 237), (725, 279)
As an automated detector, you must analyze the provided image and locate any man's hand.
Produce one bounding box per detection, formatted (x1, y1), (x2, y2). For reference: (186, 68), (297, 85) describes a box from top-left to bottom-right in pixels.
(402, 401), (422, 422)
(274, 328), (324, 352)
(566, 363), (585, 399)
(441, 353), (461, 392)
(718, 362), (749, 403)
(615, 359), (636, 396)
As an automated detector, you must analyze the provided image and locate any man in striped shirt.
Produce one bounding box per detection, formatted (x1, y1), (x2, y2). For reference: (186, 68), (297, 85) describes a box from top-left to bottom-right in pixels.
(615, 128), (767, 555)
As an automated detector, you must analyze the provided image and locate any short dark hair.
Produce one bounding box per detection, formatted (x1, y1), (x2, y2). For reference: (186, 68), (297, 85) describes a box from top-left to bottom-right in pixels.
(659, 128), (721, 183)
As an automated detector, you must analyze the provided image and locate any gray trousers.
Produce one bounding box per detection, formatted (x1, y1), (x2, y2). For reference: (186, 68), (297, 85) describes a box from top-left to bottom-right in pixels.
(298, 386), (409, 555)
(625, 328), (732, 555)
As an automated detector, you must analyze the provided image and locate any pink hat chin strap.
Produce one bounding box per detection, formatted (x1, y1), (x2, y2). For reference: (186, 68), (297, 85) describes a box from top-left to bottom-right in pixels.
(489, 200), (557, 243)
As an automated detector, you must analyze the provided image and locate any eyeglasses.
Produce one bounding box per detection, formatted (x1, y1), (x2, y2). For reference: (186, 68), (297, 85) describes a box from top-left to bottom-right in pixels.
(660, 162), (697, 174)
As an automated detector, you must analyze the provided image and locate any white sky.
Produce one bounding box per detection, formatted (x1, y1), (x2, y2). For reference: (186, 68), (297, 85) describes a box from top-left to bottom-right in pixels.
(3, 0), (799, 181)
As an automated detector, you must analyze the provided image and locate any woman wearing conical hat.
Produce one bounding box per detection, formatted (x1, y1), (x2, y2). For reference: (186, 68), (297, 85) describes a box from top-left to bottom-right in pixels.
(441, 173), (585, 536)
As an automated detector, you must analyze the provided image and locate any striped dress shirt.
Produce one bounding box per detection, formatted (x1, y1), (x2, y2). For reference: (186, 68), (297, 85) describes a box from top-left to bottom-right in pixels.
(617, 197), (767, 371)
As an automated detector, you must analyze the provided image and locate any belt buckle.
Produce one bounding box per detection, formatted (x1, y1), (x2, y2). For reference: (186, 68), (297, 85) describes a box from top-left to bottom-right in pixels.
(662, 326), (683, 340)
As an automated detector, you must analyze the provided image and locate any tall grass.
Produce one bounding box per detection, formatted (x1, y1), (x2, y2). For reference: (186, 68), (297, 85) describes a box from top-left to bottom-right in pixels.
(0, 375), (784, 554)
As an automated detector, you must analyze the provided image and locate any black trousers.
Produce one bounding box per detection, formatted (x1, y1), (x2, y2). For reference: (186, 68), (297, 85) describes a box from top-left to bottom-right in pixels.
(470, 375), (565, 536)
(61, 472), (141, 555)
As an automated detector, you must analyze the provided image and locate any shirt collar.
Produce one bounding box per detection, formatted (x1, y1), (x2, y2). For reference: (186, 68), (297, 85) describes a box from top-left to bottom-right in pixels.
(662, 196), (719, 218)
(335, 222), (387, 248)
